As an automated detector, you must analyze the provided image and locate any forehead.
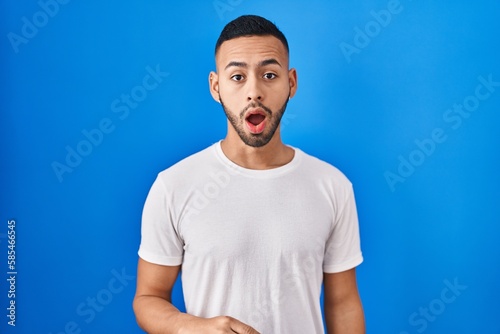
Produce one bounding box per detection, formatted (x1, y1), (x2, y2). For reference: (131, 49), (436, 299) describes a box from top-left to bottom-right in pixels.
(216, 35), (289, 70)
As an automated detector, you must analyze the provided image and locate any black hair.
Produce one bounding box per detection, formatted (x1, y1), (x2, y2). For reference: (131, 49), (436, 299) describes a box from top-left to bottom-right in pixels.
(215, 15), (289, 55)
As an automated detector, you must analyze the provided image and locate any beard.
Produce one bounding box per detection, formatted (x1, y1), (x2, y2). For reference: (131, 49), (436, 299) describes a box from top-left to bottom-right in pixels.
(219, 95), (289, 148)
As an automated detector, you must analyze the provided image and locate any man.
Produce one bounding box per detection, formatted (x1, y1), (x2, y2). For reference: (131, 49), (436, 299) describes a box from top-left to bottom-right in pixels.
(133, 15), (365, 333)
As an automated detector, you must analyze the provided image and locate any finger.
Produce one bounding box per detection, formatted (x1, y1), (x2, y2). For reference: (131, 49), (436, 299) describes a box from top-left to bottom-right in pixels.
(228, 317), (260, 334)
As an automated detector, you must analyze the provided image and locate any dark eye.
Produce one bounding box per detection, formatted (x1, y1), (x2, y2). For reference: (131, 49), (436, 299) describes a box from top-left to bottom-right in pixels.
(231, 74), (244, 81)
(263, 73), (277, 80)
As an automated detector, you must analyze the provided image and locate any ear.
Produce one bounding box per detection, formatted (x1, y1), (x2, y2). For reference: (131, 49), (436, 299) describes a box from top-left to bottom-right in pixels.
(288, 68), (298, 99)
(209, 71), (221, 103)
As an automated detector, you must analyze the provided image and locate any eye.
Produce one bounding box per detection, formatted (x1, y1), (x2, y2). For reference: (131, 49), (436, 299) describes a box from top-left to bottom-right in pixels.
(263, 73), (277, 80)
(231, 74), (244, 81)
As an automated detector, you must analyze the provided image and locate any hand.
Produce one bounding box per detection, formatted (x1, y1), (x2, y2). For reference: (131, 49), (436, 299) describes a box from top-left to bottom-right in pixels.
(177, 315), (260, 334)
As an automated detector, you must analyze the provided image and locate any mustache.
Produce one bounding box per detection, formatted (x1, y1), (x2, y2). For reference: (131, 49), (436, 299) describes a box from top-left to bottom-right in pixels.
(239, 101), (273, 119)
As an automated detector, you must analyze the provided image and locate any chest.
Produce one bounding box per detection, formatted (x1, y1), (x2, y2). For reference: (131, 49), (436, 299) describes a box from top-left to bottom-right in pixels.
(178, 178), (334, 264)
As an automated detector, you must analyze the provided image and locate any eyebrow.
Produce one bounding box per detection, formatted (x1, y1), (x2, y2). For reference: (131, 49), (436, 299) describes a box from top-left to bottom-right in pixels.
(224, 58), (282, 70)
(224, 61), (247, 70)
(259, 58), (282, 67)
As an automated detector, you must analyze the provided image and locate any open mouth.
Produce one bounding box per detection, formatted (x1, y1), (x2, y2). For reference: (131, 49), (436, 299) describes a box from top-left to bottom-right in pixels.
(245, 110), (267, 134)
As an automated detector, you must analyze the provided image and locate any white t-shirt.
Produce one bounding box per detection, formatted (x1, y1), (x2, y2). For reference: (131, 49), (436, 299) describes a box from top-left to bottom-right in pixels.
(138, 141), (363, 333)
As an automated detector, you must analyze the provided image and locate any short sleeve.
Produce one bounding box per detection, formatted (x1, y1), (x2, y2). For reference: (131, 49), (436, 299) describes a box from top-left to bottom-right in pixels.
(323, 186), (363, 273)
(138, 175), (184, 266)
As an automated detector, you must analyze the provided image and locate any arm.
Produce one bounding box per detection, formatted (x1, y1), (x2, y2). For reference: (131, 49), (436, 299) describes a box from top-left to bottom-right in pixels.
(133, 258), (182, 333)
(133, 258), (259, 334)
(323, 268), (365, 334)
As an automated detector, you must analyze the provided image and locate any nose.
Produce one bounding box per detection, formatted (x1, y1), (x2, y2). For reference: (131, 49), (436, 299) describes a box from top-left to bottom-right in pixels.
(246, 76), (263, 102)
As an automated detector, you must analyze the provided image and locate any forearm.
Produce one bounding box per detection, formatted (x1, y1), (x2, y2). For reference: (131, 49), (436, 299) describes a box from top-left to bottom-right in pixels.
(133, 296), (259, 334)
(133, 295), (195, 334)
(324, 297), (365, 334)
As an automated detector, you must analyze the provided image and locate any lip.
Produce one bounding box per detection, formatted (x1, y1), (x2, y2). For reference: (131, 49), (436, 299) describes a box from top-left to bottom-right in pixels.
(245, 108), (267, 134)
(245, 108), (267, 118)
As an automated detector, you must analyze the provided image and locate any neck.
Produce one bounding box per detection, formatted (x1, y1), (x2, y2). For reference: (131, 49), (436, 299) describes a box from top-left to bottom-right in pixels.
(220, 127), (294, 170)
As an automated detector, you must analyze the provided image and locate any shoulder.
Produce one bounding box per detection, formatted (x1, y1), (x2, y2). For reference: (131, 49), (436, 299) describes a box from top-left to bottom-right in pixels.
(155, 143), (219, 188)
(295, 148), (353, 189)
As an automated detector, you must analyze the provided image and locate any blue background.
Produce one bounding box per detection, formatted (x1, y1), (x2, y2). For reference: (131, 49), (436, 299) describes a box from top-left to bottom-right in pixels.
(1, 0), (499, 333)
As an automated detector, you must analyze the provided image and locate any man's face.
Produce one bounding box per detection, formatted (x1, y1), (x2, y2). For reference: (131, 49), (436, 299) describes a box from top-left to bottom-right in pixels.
(209, 35), (297, 147)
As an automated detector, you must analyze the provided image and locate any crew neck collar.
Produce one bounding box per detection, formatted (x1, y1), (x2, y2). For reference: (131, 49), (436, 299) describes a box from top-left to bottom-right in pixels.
(213, 140), (302, 178)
